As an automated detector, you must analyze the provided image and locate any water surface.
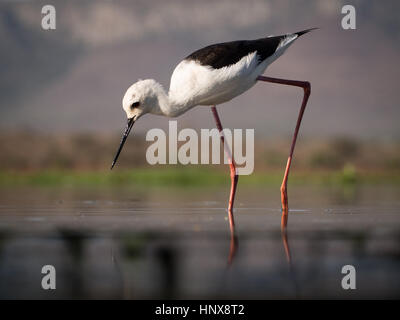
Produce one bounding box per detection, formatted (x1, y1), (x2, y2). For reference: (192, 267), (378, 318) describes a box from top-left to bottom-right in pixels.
(0, 185), (399, 299)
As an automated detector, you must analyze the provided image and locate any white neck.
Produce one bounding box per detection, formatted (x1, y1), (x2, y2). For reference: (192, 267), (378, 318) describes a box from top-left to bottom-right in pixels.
(149, 82), (195, 117)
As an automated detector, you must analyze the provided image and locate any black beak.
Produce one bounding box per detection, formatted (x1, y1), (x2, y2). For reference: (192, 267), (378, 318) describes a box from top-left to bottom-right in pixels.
(110, 117), (135, 170)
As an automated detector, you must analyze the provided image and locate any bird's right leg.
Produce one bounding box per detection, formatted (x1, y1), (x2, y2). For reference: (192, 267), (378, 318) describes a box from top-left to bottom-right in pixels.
(257, 75), (311, 230)
(211, 105), (238, 232)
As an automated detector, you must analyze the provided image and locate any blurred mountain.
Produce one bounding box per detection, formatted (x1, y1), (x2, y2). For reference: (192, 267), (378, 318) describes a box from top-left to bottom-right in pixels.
(0, 0), (399, 140)
(0, 2), (81, 105)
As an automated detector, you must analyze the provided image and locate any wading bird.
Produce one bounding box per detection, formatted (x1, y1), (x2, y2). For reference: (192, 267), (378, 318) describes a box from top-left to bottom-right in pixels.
(111, 28), (316, 229)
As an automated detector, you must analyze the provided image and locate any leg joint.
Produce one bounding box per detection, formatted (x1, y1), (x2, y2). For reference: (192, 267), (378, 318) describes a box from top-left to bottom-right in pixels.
(303, 81), (311, 94)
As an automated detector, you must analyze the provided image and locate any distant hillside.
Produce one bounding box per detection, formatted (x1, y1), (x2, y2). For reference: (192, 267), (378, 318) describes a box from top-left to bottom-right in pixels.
(0, 3), (81, 106)
(0, 0), (399, 140)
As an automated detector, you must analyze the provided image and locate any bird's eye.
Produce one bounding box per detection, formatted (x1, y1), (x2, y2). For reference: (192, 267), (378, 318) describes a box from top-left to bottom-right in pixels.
(131, 101), (140, 109)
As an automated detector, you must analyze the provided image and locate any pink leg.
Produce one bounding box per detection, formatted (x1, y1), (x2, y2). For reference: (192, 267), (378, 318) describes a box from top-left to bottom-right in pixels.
(257, 76), (311, 230)
(211, 105), (238, 232)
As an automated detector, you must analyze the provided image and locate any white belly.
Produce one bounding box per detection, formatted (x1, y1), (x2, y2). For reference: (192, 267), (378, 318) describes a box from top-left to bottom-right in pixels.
(169, 51), (270, 107)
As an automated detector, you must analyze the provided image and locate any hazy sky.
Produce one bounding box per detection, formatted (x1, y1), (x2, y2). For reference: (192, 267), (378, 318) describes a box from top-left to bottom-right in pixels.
(0, 0), (399, 140)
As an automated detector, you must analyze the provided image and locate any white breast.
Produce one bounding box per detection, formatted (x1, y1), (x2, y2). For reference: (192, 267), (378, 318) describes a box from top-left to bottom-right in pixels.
(168, 51), (268, 108)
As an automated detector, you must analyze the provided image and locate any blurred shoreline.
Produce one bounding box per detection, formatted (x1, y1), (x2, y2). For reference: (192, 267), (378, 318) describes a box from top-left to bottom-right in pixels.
(0, 131), (399, 187)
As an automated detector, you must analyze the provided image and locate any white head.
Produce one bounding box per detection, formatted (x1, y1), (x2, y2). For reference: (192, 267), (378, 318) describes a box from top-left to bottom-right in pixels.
(111, 79), (167, 169)
(122, 79), (166, 120)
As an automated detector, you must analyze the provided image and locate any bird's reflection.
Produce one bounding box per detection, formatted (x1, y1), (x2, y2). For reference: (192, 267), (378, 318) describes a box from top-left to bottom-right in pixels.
(281, 228), (292, 265)
(281, 228), (299, 297)
(225, 209), (299, 299)
(227, 209), (238, 267)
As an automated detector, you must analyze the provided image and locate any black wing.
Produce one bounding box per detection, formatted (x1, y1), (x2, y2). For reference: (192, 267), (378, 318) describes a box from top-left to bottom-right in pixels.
(185, 29), (316, 69)
(185, 36), (283, 69)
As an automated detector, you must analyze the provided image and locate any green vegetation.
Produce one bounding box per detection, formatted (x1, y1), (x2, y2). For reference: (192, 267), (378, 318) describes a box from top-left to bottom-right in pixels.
(0, 132), (399, 188)
(0, 166), (399, 188)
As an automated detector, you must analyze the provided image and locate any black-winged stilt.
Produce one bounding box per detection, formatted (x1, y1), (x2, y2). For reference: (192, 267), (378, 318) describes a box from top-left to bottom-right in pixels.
(111, 28), (316, 230)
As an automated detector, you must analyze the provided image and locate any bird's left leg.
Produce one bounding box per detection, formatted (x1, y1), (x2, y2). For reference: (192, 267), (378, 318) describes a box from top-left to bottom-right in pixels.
(257, 75), (311, 229)
(211, 105), (238, 232)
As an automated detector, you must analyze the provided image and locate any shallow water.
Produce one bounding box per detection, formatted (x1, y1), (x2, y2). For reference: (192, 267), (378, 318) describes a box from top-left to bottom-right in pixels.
(0, 184), (399, 299)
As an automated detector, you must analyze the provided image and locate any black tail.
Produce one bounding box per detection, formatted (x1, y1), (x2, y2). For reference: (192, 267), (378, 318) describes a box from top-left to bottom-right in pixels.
(295, 28), (319, 37)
